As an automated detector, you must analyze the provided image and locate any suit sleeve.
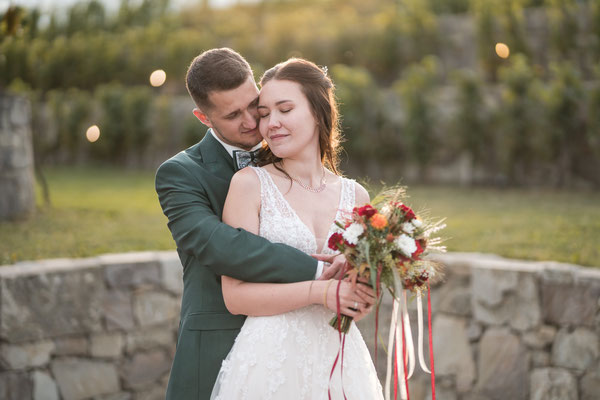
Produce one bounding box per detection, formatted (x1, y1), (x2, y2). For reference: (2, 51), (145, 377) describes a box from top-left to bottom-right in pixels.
(155, 158), (318, 283)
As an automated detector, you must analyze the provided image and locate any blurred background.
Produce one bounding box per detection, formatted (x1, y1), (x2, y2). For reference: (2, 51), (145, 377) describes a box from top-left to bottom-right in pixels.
(1, 0), (599, 266)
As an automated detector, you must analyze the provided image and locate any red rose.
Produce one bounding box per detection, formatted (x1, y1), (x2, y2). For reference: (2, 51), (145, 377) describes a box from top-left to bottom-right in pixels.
(328, 232), (344, 250)
(412, 240), (424, 258)
(356, 204), (377, 219)
(400, 204), (416, 221)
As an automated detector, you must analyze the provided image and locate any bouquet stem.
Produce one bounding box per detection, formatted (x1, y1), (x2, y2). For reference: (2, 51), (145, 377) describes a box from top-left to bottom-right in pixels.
(329, 314), (353, 333)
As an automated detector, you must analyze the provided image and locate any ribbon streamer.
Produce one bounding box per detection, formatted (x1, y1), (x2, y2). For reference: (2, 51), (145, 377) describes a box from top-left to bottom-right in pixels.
(428, 285), (436, 400)
(417, 295), (431, 374)
(384, 270), (436, 400)
(401, 290), (415, 379)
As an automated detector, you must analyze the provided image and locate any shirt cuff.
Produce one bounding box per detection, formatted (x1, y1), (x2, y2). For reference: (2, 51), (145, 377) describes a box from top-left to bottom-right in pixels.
(315, 261), (324, 279)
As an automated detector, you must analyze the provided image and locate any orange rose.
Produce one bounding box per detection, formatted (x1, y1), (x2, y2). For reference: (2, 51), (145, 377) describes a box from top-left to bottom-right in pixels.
(370, 213), (388, 230)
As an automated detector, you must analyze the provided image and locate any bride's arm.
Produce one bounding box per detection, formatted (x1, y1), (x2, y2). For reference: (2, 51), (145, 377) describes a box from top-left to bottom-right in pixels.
(221, 169), (372, 317)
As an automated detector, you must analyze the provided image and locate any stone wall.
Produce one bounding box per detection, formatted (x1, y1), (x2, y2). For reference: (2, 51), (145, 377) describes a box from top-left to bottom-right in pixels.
(0, 92), (35, 220)
(0, 252), (183, 400)
(358, 252), (600, 400)
(1, 251), (598, 399)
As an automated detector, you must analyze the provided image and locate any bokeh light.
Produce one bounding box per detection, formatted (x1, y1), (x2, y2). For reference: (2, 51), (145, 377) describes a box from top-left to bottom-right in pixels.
(150, 69), (167, 87)
(86, 125), (100, 142)
(495, 43), (510, 59)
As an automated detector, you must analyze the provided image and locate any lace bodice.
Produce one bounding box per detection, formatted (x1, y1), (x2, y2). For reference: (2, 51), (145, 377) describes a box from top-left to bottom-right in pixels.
(250, 166), (355, 256)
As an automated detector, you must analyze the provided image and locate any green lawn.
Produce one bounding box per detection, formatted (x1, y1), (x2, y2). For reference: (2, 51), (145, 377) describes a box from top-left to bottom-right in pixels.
(1, 167), (598, 267)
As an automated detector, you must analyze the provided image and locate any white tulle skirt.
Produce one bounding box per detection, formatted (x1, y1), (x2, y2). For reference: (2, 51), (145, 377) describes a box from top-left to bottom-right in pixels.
(211, 305), (383, 400)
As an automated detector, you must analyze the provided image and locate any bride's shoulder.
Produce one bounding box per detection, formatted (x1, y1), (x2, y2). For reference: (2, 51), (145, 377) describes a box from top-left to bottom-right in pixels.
(230, 167), (261, 193)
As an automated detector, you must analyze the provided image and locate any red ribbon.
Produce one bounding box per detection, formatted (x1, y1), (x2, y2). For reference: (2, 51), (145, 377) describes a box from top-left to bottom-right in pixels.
(374, 266), (382, 367)
(428, 285), (436, 400)
(328, 279), (348, 400)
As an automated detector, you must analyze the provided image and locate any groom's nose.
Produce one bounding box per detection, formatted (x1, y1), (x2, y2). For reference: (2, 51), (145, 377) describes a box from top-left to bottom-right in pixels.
(241, 109), (258, 129)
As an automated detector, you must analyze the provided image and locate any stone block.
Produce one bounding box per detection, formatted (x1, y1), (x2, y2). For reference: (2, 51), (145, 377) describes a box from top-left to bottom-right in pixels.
(51, 358), (120, 400)
(432, 315), (475, 392)
(552, 327), (599, 371)
(0, 371), (32, 400)
(531, 351), (551, 367)
(430, 269), (471, 317)
(132, 291), (178, 327)
(90, 333), (124, 358)
(0, 341), (54, 369)
(120, 350), (171, 390)
(132, 385), (166, 400)
(32, 370), (59, 400)
(102, 253), (161, 289)
(538, 262), (578, 284)
(93, 393), (132, 400)
(523, 325), (557, 349)
(466, 321), (482, 342)
(541, 282), (600, 327)
(103, 290), (135, 331)
(530, 368), (577, 400)
(581, 369), (600, 400)
(158, 252), (183, 294)
(0, 264), (105, 342)
(53, 336), (88, 356)
(125, 327), (174, 354)
(477, 328), (529, 400)
(472, 266), (541, 331)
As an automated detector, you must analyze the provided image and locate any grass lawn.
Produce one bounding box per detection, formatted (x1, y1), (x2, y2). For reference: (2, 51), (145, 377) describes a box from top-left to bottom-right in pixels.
(1, 166), (598, 267)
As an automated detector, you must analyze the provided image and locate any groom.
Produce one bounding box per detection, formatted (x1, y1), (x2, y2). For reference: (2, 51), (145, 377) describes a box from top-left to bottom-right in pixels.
(156, 48), (363, 399)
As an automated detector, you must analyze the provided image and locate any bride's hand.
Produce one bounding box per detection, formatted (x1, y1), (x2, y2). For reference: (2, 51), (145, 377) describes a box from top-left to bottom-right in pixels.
(312, 253), (347, 280)
(323, 280), (376, 318)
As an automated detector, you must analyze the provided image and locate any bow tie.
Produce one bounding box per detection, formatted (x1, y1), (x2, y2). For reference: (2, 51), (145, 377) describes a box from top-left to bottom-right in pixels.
(233, 149), (261, 171)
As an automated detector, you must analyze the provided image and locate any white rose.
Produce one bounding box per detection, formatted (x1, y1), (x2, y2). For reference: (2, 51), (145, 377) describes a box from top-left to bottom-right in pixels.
(342, 223), (364, 245)
(401, 222), (415, 234)
(411, 218), (423, 228)
(394, 234), (417, 257)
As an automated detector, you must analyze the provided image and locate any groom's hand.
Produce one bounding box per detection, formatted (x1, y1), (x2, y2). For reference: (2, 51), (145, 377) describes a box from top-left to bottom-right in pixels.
(311, 253), (347, 280)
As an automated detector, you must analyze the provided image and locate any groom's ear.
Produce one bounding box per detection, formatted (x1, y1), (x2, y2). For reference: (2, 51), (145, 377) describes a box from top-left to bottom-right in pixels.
(193, 108), (213, 128)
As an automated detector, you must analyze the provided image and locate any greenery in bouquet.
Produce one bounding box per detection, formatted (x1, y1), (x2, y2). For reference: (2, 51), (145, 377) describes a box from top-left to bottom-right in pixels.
(327, 187), (446, 333)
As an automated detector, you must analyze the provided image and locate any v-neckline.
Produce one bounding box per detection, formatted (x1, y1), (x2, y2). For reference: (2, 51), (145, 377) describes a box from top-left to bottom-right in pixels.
(259, 167), (345, 254)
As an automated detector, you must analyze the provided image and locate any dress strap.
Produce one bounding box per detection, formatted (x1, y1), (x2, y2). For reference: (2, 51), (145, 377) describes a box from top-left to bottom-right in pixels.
(249, 166), (270, 208)
(249, 166), (297, 221)
(339, 177), (356, 212)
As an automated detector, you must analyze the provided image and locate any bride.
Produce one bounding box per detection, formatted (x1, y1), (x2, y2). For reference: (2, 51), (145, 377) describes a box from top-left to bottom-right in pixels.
(211, 58), (384, 399)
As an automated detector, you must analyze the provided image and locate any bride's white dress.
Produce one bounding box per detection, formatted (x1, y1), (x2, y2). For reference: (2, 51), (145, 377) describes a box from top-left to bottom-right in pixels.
(211, 166), (383, 400)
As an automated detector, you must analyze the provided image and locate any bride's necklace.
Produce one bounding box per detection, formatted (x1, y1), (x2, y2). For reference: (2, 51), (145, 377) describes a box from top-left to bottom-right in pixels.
(283, 164), (327, 193)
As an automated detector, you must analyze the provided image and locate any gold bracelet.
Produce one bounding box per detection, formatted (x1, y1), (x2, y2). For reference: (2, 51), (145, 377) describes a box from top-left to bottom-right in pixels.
(323, 279), (334, 307)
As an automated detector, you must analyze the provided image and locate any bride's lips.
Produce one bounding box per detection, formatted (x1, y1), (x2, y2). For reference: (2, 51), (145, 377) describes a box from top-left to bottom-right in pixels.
(269, 134), (289, 141)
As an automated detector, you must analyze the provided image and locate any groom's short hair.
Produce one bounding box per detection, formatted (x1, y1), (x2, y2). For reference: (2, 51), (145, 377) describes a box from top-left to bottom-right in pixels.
(186, 48), (253, 111)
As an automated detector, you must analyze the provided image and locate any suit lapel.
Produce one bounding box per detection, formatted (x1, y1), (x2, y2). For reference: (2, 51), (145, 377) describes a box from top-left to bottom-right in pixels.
(197, 129), (236, 183)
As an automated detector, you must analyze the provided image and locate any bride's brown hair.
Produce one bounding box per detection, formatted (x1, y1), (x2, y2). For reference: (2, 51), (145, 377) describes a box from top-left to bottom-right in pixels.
(257, 58), (342, 175)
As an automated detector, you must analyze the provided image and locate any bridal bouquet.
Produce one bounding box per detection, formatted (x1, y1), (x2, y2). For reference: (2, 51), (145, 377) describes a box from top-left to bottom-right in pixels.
(327, 187), (445, 400)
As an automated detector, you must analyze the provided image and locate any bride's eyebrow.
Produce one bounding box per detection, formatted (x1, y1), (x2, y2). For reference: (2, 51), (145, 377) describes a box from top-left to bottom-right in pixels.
(257, 100), (293, 109)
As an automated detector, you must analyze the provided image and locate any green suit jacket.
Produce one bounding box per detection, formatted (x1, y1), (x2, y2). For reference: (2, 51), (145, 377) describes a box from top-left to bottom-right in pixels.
(155, 130), (318, 399)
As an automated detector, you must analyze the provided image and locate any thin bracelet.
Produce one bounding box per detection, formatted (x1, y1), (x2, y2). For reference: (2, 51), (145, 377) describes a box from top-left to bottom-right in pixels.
(323, 279), (334, 307)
